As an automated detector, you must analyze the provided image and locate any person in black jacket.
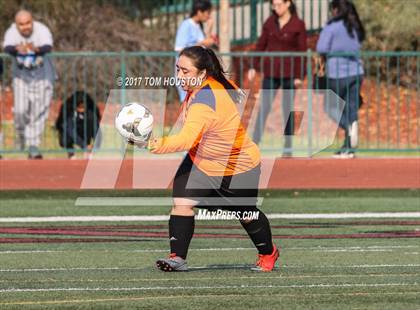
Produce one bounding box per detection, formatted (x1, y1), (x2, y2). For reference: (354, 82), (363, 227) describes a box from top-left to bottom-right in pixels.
(55, 91), (100, 159)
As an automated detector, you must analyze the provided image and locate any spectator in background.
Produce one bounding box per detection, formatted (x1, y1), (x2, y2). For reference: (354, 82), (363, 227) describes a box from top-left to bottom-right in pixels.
(248, 0), (307, 156)
(0, 58), (3, 159)
(316, 0), (365, 159)
(2, 10), (55, 159)
(55, 91), (101, 159)
(174, 0), (216, 102)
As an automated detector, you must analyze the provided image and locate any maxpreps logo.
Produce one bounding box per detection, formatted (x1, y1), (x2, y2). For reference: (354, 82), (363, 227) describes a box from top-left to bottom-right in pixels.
(196, 209), (260, 220)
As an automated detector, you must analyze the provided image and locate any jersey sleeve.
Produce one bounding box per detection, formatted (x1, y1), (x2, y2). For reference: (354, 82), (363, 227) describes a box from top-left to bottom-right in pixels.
(151, 104), (216, 154)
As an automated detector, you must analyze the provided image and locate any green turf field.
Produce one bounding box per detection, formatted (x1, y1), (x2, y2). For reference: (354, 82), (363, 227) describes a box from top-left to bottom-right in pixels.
(0, 190), (419, 309)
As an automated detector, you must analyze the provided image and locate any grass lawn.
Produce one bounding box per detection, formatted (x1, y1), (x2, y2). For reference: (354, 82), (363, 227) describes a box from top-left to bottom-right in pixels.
(0, 189), (419, 309)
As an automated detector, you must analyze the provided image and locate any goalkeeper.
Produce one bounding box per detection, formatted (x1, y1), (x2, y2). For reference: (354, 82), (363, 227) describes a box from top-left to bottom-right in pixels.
(140, 46), (279, 272)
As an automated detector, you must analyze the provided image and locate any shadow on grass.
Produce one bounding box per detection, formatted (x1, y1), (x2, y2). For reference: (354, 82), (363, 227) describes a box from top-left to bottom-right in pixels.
(188, 264), (256, 272)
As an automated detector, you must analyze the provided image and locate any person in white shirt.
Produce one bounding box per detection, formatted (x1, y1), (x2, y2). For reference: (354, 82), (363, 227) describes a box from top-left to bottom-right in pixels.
(174, 0), (216, 102)
(3, 10), (55, 159)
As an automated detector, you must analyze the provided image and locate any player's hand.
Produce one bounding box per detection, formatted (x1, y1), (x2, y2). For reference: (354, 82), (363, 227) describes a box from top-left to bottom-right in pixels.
(247, 69), (256, 81)
(127, 135), (148, 149)
(294, 79), (303, 88)
(147, 137), (160, 153)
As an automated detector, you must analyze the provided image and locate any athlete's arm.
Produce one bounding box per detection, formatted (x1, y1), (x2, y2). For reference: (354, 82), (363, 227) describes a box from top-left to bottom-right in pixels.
(150, 104), (215, 154)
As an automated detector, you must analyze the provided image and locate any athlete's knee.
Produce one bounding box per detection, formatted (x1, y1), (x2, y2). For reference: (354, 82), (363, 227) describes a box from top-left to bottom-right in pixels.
(171, 205), (195, 216)
(172, 204), (194, 212)
(239, 207), (260, 224)
(171, 198), (197, 216)
(240, 218), (253, 224)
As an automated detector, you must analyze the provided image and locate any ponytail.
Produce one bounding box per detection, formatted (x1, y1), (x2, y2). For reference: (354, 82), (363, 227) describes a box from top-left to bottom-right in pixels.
(329, 0), (365, 42)
(203, 48), (236, 91)
(179, 46), (242, 103)
(348, 2), (365, 42)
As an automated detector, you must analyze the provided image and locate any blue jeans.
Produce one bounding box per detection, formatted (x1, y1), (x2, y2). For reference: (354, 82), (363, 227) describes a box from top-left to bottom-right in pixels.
(252, 77), (295, 151)
(325, 75), (363, 148)
(326, 75), (363, 131)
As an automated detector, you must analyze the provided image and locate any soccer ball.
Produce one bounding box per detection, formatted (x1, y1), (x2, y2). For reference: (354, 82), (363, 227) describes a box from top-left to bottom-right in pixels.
(115, 102), (153, 142)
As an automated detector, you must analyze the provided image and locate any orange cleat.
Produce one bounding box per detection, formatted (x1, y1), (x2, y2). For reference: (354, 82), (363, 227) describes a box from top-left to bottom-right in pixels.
(251, 244), (279, 272)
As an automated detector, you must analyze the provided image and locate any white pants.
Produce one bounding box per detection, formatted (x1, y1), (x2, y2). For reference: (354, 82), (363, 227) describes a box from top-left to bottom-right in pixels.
(13, 78), (53, 148)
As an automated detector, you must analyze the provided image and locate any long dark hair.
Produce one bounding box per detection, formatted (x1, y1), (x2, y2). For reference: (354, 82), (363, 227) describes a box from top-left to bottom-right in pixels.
(329, 0), (365, 42)
(179, 46), (242, 103)
(272, 0), (297, 16)
(190, 0), (212, 17)
(190, 0), (212, 31)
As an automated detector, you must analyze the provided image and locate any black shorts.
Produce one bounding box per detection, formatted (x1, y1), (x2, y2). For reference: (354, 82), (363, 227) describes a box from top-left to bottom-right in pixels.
(172, 155), (260, 211)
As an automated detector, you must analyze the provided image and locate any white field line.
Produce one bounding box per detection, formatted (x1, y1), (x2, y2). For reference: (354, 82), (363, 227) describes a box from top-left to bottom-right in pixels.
(0, 248), (254, 254)
(313, 249), (392, 253)
(0, 250), (67, 254)
(74, 197), (420, 207)
(2, 274), (419, 284)
(287, 245), (420, 251)
(288, 245), (420, 250)
(75, 197), (266, 207)
(281, 264), (420, 269)
(267, 213), (420, 219)
(1, 245), (419, 255)
(1, 212), (420, 222)
(0, 282), (419, 293)
(1, 264), (420, 273)
(2, 292), (420, 307)
(0, 216), (168, 222)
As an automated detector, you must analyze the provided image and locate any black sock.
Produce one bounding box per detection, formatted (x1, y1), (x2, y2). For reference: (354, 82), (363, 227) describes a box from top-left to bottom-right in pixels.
(240, 210), (274, 255)
(169, 215), (195, 259)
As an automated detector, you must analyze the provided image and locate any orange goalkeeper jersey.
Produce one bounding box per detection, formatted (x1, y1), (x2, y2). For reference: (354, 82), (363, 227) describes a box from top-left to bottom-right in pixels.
(151, 77), (260, 176)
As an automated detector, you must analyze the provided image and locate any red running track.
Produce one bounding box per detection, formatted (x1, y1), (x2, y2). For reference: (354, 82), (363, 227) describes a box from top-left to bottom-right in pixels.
(0, 158), (419, 190)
